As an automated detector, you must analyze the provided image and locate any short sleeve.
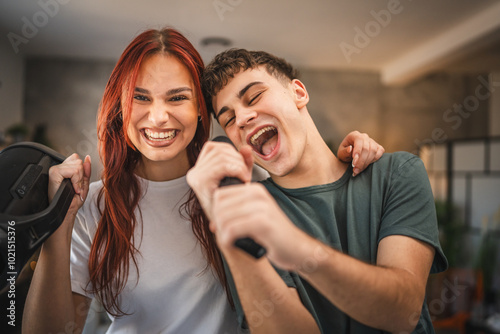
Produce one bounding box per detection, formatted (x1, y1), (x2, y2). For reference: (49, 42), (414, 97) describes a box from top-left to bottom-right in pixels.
(69, 182), (102, 298)
(70, 210), (94, 297)
(379, 153), (448, 273)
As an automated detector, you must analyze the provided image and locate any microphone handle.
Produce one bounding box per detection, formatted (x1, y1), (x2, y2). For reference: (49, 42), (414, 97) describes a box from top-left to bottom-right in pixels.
(219, 176), (267, 259)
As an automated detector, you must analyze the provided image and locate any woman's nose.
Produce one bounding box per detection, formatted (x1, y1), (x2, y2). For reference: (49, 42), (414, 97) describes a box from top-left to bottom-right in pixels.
(149, 101), (170, 126)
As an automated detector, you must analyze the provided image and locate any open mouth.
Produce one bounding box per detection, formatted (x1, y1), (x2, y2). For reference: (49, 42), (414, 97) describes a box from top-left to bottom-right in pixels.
(249, 126), (278, 156)
(143, 129), (177, 141)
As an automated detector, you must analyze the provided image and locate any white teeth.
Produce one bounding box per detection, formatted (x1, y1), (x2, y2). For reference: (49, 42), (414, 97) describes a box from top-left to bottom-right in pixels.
(250, 126), (275, 145)
(145, 129), (176, 141)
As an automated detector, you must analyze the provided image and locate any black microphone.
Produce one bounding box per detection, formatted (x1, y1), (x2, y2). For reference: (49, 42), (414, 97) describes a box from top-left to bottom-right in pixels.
(212, 136), (267, 259)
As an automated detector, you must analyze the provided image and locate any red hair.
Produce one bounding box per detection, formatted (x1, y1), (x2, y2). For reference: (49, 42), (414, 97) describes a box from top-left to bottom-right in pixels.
(92, 28), (231, 316)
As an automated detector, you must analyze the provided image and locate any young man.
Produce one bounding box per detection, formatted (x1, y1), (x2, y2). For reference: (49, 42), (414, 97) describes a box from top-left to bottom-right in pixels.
(187, 49), (447, 333)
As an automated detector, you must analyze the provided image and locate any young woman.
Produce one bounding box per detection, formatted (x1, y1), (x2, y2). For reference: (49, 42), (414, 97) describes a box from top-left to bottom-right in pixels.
(22, 28), (383, 333)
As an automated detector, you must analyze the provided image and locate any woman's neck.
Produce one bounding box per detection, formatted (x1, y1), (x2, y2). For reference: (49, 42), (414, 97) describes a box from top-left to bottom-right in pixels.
(135, 155), (190, 182)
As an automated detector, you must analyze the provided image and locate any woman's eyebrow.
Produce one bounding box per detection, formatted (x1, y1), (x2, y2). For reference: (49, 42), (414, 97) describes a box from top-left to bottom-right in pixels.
(134, 87), (150, 94)
(134, 87), (192, 95)
(166, 87), (193, 95)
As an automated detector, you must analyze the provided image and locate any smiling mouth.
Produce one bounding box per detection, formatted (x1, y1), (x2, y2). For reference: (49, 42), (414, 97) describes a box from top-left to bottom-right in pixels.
(144, 129), (177, 141)
(249, 126), (278, 156)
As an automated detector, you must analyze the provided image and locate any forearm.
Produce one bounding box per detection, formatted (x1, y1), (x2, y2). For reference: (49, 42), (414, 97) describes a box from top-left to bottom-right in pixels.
(23, 216), (84, 333)
(224, 250), (320, 334)
(297, 239), (425, 333)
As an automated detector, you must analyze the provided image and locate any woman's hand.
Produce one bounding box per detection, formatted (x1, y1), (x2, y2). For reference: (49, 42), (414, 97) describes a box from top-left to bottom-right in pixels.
(336, 131), (385, 176)
(48, 153), (91, 219)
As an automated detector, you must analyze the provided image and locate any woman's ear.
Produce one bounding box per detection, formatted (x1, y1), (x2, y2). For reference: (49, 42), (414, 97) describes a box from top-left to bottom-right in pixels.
(291, 79), (309, 108)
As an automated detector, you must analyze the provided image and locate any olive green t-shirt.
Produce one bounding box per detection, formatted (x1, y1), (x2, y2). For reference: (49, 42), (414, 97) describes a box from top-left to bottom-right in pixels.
(227, 152), (447, 333)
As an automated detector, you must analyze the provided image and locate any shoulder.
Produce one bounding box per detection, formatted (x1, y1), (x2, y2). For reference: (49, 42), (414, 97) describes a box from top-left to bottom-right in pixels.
(76, 180), (104, 231)
(372, 152), (426, 180)
(88, 180), (103, 196)
(376, 151), (421, 169)
(86, 180), (104, 208)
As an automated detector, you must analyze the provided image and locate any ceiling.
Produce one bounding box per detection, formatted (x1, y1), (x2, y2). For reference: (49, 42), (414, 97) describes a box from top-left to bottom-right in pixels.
(1, 0), (500, 85)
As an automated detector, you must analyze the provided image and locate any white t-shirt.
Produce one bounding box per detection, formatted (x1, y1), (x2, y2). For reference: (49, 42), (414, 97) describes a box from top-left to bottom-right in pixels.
(70, 176), (239, 333)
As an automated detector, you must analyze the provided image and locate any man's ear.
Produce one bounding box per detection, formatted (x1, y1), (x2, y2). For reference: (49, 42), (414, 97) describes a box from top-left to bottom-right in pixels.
(291, 79), (309, 108)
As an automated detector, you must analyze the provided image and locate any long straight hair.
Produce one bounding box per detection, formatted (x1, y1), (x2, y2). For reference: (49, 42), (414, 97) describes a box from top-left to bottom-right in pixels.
(91, 28), (231, 316)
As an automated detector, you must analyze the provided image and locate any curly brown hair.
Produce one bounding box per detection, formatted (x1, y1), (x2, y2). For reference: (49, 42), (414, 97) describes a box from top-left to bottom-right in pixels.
(202, 48), (299, 116)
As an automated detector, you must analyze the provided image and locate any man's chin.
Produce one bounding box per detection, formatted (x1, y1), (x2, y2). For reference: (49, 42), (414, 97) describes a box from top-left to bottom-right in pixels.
(254, 160), (287, 179)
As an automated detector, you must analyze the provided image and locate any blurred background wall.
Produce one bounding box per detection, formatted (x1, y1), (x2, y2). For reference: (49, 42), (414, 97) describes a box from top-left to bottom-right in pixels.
(2, 56), (492, 183)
